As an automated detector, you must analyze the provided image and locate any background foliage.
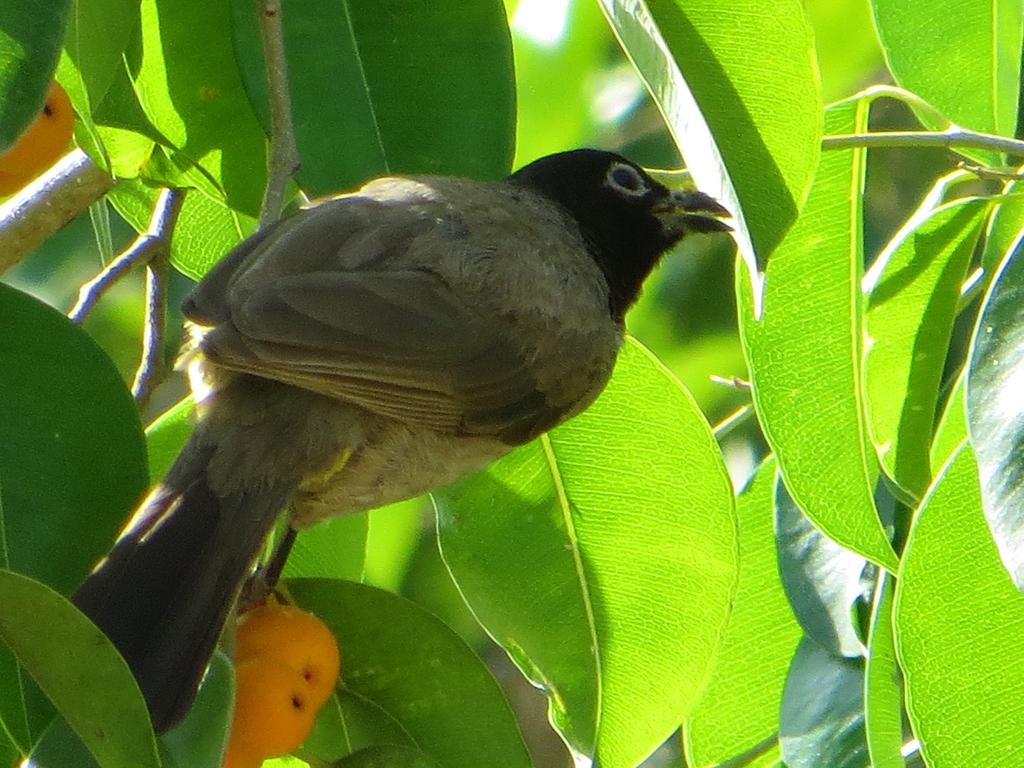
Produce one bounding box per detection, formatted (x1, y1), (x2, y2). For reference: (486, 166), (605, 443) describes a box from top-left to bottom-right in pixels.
(1, 0), (1023, 767)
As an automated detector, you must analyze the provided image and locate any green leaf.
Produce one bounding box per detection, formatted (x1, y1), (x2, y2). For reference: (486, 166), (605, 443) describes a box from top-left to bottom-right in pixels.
(981, 179), (1024, 273)
(599, 0), (821, 272)
(0, 0), (69, 151)
(159, 652), (233, 768)
(230, 0), (515, 196)
(870, 0), (1022, 148)
(131, 0), (267, 215)
(864, 186), (990, 501)
(930, 371), (966, 475)
(145, 396), (194, 483)
(775, 477), (867, 658)
(108, 178), (256, 280)
(780, 638), (868, 768)
(683, 457), (798, 768)
(282, 515), (368, 583)
(864, 574), (904, 768)
(0, 283), (147, 593)
(0, 570), (159, 768)
(434, 339), (738, 767)
(967, 236), (1024, 588)
(804, 0), (884, 103)
(287, 580), (532, 768)
(362, 498), (426, 592)
(738, 97), (898, 572)
(894, 443), (1024, 767)
(333, 745), (439, 768)
(55, 0), (140, 133)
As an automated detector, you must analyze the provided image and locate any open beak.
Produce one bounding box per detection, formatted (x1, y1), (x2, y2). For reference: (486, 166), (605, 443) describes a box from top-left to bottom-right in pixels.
(654, 189), (732, 235)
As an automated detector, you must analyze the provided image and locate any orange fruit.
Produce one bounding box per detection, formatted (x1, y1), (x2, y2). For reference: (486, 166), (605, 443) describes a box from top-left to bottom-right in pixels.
(229, 656), (317, 758)
(221, 736), (264, 768)
(0, 81), (74, 194)
(236, 602), (340, 708)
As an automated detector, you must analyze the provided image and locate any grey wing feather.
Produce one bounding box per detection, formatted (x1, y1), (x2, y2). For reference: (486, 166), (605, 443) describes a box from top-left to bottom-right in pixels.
(189, 197), (563, 443)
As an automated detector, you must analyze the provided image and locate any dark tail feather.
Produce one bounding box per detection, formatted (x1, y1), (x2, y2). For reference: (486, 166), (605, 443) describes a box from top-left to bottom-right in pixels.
(73, 437), (294, 732)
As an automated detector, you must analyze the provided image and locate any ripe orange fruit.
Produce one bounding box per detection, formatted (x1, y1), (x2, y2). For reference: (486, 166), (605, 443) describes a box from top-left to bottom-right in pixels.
(236, 602), (340, 707)
(0, 81), (74, 195)
(221, 736), (264, 768)
(229, 657), (317, 758)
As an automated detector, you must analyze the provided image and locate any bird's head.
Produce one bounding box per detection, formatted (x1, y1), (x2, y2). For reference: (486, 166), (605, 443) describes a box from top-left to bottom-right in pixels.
(508, 149), (731, 318)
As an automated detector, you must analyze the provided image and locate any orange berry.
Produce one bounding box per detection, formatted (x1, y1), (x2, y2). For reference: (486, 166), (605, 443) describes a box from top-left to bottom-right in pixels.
(221, 736), (264, 768)
(236, 602), (340, 708)
(230, 657), (317, 758)
(0, 81), (74, 192)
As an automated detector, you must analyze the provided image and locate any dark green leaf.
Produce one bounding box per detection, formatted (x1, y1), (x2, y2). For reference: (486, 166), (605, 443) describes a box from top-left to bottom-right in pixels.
(775, 478), (867, 658)
(287, 579), (532, 768)
(0, 570), (159, 768)
(435, 339), (737, 766)
(894, 443), (1024, 766)
(966, 237), (1024, 587)
(0, 283), (146, 594)
(684, 457), (797, 768)
(26, 717), (99, 768)
(865, 191), (990, 501)
(230, 0), (515, 197)
(738, 98), (898, 571)
(144, 396), (194, 484)
(780, 638), (868, 768)
(333, 745), (440, 768)
(0, 0), (69, 151)
(599, 0), (821, 271)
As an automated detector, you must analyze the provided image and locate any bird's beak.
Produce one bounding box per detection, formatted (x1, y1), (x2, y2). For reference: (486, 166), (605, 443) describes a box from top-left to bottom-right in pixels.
(653, 189), (732, 235)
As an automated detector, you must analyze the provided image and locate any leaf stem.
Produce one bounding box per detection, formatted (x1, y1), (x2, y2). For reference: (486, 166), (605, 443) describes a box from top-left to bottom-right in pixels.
(257, 0), (301, 227)
(823, 127), (1024, 158)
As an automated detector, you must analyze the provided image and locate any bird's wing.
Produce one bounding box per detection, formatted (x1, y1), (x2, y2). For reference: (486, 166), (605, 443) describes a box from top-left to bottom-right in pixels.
(192, 210), (568, 444)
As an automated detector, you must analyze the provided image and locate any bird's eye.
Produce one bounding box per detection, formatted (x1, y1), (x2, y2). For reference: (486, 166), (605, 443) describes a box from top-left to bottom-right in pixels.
(606, 163), (648, 196)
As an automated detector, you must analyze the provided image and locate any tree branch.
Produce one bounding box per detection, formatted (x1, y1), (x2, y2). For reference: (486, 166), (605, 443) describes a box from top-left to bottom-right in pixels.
(257, 0), (300, 227)
(0, 149), (114, 274)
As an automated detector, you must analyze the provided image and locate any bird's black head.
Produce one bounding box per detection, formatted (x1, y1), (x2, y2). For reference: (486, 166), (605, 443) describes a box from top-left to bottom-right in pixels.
(508, 149), (730, 319)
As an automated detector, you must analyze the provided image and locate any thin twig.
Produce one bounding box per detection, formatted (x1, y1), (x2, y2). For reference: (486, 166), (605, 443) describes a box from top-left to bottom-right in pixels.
(132, 249), (170, 407)
(69, 188), (185, 323)
(822, 126), (1024, 158)
(0, 149), (114, 274)
(712, 404), (754, 440)
(957, 160), (1024, 181)
(257, 0), (300, 227)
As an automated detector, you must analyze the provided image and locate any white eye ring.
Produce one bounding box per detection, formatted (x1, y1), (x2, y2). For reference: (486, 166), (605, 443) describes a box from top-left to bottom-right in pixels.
(605, 163), (648, 196)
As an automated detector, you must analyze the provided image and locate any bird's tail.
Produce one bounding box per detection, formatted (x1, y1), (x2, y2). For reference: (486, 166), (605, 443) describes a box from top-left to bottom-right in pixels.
(72, 431), (296, 732)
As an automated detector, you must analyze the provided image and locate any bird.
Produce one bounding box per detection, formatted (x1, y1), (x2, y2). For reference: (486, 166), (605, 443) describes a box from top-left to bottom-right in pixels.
(72, 148), (731, 732)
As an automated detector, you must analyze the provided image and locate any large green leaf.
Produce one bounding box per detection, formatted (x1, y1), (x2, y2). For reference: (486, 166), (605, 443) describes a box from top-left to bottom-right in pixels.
(683, 458), (799, 768)
(864, 186), (990, 501)
(871, 0), (1022, 149)
(966, 236), (1024, 588)
(739, 98), (898, 571)
(0, 570), (159, 768)
(434, 339), (738, 767)
(287, 580), (532, 768)
(599, 0), (821, 274)
(894, 444), (1024, 767)
(130, 0), (267, 216)
(230, 0), (515, 197)
(981, 179), (1024, 273)
(0, 283), (146, 594)
(0, 0), (69, 151)
(780, 638), (868, 768)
